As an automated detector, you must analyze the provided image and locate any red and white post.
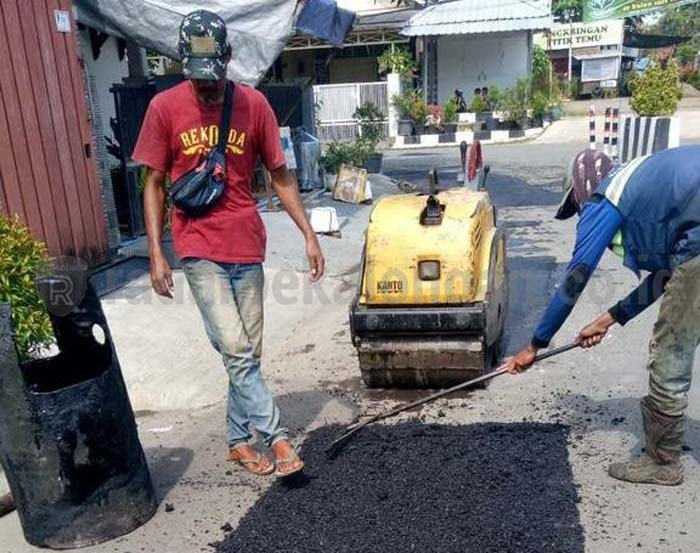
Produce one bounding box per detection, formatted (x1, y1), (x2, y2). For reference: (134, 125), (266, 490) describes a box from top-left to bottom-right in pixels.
(589, 106), (596, 150)
(603, 107), (612, 156)
(611, 108), (620, 161)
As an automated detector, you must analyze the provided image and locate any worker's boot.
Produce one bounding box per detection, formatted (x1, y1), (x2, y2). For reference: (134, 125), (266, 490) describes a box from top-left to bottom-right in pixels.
(608, 397), (684, 486)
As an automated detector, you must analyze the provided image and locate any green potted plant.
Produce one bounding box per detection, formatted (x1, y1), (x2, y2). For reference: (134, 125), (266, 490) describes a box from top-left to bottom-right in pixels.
(320, 141), (356, 189)
(0, 214), (54, 360)
(408, 90), (429, 135)
(443, 98), (458, 133)
(354, 102), (386, 173)
(499, 77), (530, 130)
(469, 94), (487, 114)
(378, 46), (416, 78)
(530, 91), (548, 128)
(391, 90), (423, 136)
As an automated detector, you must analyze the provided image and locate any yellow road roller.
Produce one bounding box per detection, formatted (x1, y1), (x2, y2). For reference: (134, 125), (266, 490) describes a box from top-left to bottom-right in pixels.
(349, 170), (508, 388)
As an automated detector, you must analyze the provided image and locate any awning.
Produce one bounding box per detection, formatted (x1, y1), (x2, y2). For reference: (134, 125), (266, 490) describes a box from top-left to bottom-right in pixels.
(623, 33), (691, 49)
(401, 0), (552, 37)
(354, 8), (420, 31)
(74, 0), (354, 86)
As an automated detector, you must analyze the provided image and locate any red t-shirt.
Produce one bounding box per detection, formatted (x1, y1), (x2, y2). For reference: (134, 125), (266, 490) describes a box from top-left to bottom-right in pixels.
(132, 81), (286, 263)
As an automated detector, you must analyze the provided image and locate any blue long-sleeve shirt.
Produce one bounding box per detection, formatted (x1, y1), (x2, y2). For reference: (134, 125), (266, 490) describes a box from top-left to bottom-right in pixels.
(532, 197), (669, 348)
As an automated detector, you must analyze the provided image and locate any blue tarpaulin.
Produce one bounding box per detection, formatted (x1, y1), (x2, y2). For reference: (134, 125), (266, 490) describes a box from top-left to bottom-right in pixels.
(295, 0), (356, 47)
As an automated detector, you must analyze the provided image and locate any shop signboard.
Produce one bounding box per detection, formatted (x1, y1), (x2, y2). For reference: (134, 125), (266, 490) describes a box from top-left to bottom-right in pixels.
(534, 19), (623, 50)
(583, 0), (700, 22)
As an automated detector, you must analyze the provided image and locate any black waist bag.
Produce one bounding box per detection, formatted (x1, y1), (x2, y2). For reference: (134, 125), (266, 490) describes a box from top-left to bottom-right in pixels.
(169, 81), (233, 217)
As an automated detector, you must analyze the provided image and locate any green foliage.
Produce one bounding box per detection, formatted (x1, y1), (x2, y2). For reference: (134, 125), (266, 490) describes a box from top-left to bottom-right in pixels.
(568, 77), (581, 99)
(531, 91), (548, 119)
(443, 98), (458, 123)
(469, 95), (487, 113)
(680, 66), (700, 90)
(677, 44), (697, 66)
(353, 102), (386, 149)
(321, 136), (377, 173)
(552, 0), (583, 21)
(0, 214), (53, 359)
(486, 84), (501, 111)
(532, 45), (552, 95)
(320, 141), (357, 173)
(391, 89), (426, 122)
(407, 90), (429, 124)
(630, 59), (683, 116)
(377, 46), (416, 78)
(499, 77), (531, 127)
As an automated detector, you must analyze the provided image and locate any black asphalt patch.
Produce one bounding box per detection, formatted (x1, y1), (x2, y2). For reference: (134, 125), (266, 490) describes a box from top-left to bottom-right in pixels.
(217, 423), (584, 553)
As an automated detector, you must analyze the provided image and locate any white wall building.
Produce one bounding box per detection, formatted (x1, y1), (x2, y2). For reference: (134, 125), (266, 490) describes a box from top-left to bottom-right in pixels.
(402, 0), (552, 104)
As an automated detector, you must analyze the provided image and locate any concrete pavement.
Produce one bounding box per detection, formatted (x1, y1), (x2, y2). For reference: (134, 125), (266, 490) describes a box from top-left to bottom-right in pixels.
(2, 114), (700, 552)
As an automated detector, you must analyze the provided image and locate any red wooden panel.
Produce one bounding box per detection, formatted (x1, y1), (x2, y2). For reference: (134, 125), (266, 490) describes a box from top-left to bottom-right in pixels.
(45, 0), (102, 258)
(18, 2), (75, 255)
(0, 3), (44, 237)
(31, 0), (88, 256)
(0, 71), (26, 222)
(58, 0), (107, 256)
(0, 0), (109, 262)
(3, 0), (61, 254)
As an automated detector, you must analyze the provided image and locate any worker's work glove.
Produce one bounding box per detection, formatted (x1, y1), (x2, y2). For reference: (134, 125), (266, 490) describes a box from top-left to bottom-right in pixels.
(503, 344), (538, 374)
(576, 312), (615, 348)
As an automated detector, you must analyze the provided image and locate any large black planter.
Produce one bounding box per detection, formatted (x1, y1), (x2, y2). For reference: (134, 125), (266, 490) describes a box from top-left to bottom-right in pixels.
(397, 119), (414, 136)
(0, 265), (156, 549)
(363, 153), (383, 174)
(443, 122), (457, 134)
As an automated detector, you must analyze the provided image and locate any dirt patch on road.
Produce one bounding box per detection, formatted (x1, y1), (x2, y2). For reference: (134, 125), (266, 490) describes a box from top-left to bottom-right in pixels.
(217, 423), (584, 553)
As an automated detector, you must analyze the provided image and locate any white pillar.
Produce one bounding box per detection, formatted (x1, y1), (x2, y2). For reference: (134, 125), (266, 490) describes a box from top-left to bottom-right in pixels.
(386, 72), (401, 138)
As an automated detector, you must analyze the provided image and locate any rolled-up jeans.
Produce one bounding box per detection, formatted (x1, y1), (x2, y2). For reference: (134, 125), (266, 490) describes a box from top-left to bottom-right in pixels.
(182, 258), (288, 448)
(646, 255), (700, 417)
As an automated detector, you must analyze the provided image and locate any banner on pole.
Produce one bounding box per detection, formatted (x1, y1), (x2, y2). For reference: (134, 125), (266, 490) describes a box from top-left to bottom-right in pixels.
(584, 0), (700, 22)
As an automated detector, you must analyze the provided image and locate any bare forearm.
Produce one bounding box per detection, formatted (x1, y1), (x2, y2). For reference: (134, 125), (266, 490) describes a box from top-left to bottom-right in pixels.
(143, 169), (167, 257)
(269, 167), (314, 238)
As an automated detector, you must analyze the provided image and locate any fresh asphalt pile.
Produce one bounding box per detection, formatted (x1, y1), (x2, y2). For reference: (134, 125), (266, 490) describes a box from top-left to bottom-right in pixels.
(217, 422), (584, 553)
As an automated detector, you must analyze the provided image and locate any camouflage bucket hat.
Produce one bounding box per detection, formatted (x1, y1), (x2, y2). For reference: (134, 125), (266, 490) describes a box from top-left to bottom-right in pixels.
(179, 10), (230, 80)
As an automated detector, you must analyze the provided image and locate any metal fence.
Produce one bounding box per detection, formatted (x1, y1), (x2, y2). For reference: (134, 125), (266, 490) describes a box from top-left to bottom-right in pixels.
(312, 81), (389, 142)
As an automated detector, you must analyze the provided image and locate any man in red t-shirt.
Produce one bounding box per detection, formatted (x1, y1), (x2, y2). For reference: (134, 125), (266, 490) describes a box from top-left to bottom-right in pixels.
(133, 10), (324, 478)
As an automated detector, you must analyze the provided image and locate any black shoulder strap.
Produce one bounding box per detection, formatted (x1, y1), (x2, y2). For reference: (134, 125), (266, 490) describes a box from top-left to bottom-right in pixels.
(217, 81), (234, 155)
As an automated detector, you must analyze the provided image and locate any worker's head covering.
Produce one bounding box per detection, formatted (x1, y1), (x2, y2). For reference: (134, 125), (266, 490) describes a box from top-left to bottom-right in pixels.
(556, 149), (613, 220)
(179, 10), (231, 80)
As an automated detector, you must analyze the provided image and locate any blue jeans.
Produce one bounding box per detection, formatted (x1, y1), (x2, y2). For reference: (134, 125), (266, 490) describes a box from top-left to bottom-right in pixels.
(182, 259), (288, 448)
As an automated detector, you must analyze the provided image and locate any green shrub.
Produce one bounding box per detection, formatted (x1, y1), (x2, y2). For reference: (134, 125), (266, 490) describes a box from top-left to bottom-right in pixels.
(532, 45), (552, 95)
(469, 95), (487, 113)
(407, 90), (429, 124)
(630, 59), (683, 116)
(531, 91), (548, 119)
(499, 77), (531, 127)
(321, 141), (356, 173)
(679, 66), (700, 90)
(486, 84), (501, 111)
(0, 214), (53, 359)
(378, 46), (416, 77)
(443, 98), (458, 123)
(677, 45), (696, 67)
(391, 89), (426, 122)
(353, 102), (386, 149)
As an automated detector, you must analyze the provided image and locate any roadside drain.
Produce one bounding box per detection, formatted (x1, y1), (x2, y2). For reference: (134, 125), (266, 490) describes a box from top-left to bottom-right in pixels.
(217, 422), (584, 553)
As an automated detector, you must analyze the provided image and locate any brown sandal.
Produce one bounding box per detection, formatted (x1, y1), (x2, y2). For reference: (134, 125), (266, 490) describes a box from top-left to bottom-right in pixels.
(228, 446), (275, 476)
(274, 451), (304, 478)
